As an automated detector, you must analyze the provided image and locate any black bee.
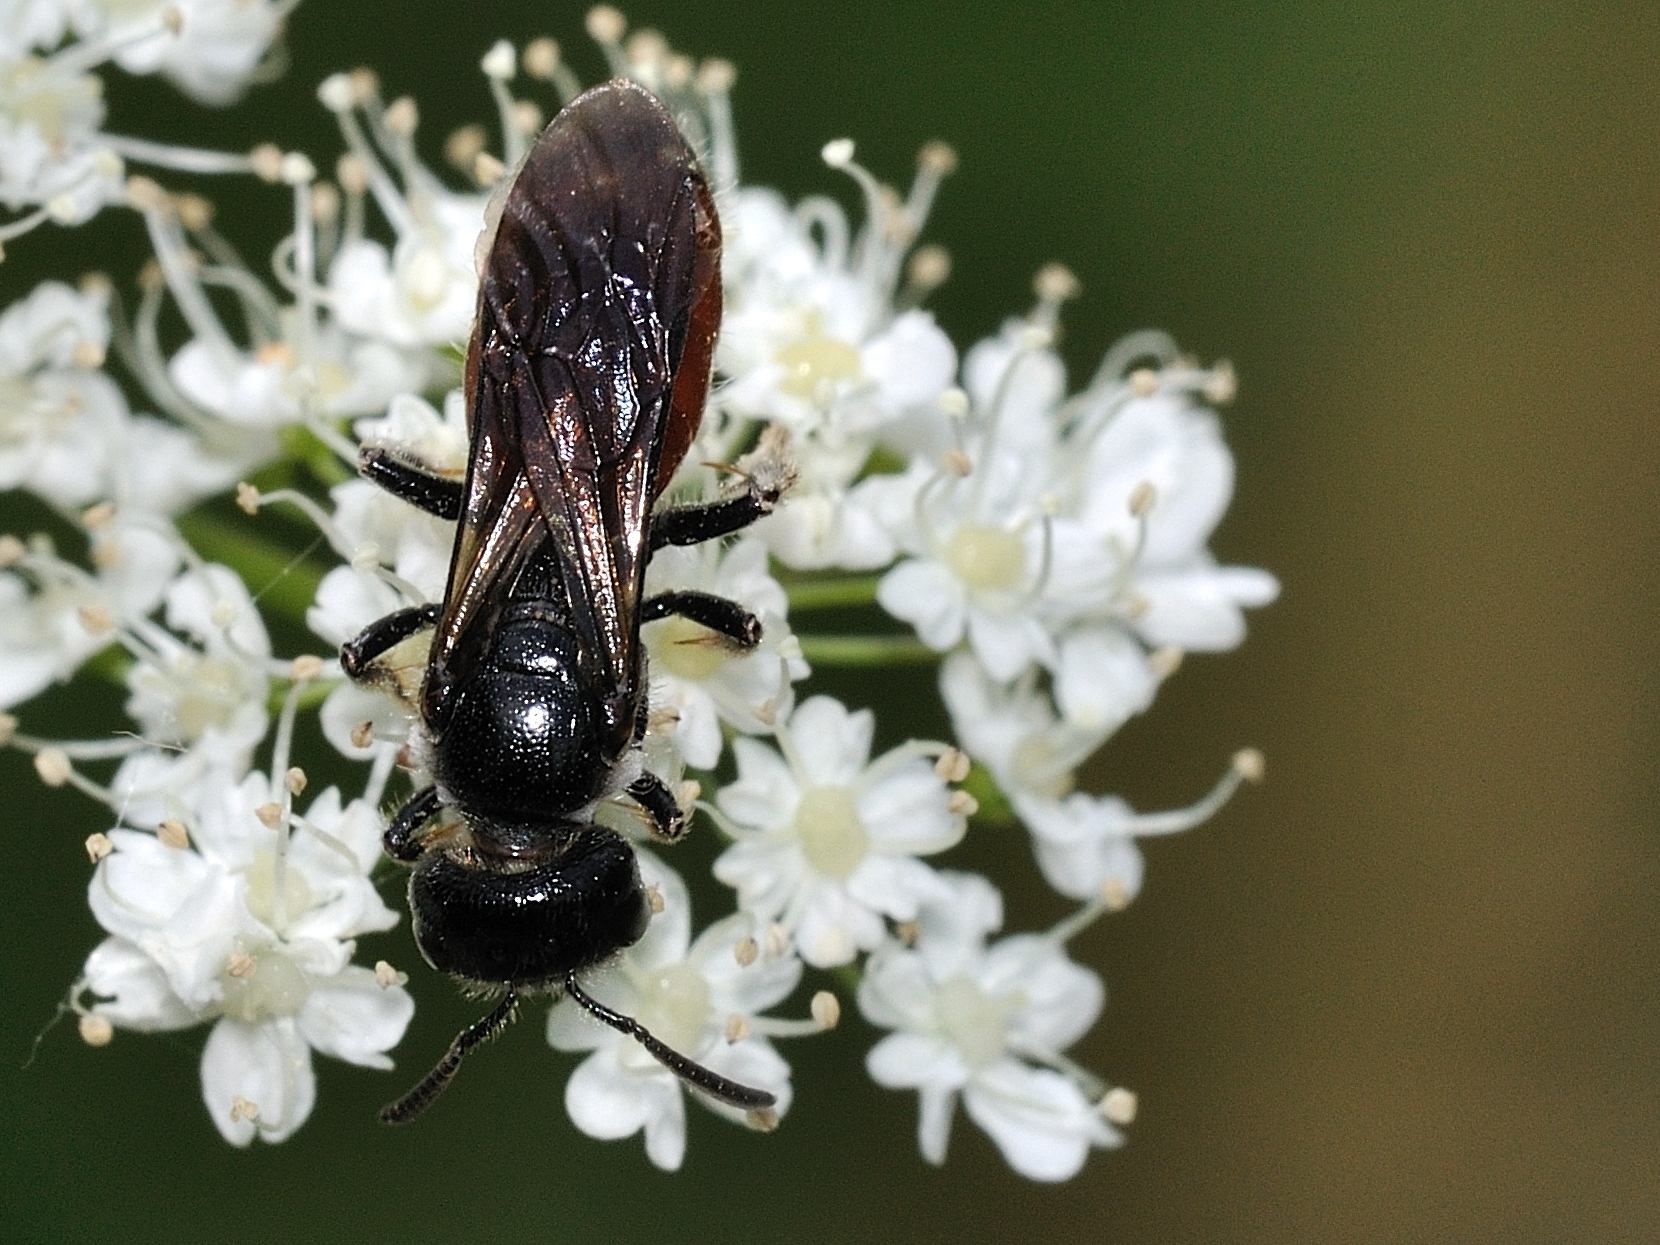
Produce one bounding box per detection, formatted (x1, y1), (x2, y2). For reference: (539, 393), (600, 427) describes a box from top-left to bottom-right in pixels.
(339, 80), (791, 1124)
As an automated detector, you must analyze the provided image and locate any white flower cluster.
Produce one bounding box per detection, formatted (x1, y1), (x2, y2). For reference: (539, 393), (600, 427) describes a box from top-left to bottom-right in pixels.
(1, 6), (1274, 1177)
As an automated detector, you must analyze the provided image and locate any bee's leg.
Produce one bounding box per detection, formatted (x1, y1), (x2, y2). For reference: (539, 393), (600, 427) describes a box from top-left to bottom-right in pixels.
(383, 785), (442, 861)
(626, 772), (687, 842)
(648, 426), (796, 551)
(340, 604), (440, 679)
(650, 491), (779, 551)
(641, 590), (761, 649)
(359, 446), (463, 520)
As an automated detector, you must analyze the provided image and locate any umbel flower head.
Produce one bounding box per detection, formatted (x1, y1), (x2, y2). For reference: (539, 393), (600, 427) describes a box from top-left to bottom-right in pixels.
(1, 4), (1275, 1173)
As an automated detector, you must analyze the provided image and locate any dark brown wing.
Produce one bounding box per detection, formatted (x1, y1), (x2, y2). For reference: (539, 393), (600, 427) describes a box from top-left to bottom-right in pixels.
(424, 79), (721, 734)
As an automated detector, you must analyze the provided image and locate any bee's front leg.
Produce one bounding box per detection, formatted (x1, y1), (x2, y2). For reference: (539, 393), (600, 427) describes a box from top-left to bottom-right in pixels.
(648, 426), (796, 551)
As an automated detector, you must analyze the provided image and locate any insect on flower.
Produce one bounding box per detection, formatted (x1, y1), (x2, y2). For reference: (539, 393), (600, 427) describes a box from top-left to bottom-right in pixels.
(339, 79), (793, 1124)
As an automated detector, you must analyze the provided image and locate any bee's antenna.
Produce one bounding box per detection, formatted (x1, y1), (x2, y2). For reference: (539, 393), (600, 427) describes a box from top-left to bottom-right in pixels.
(380, 988), (519, 1125)
(564, 973), (776, 1110)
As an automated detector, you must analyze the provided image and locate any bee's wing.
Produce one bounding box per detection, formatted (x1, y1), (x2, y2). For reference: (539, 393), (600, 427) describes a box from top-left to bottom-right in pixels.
(425, 80), (720, 736)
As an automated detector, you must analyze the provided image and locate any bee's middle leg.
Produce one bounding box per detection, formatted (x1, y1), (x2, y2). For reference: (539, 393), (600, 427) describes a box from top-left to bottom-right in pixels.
(626, 771), (687, 842)
(359, 446), (463, 520)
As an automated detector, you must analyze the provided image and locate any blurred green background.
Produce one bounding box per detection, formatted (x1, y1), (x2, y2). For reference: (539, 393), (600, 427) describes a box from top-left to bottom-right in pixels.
(3, 2), (1656, 1241)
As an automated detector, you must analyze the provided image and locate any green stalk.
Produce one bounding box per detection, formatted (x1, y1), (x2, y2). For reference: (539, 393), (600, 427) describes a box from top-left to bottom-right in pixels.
(784, 574), (884, 611)
(796, 633), (939, 666)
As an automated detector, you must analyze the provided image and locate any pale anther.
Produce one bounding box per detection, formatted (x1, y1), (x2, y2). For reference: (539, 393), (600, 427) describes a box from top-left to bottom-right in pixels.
(249, 144), (283, 182)
(480, 40), (516, 80)
(1099, 1087), (1139, 1125)
(585, 6), (627, 45)
(1149, 646), (1184, 678)
(523, 38), (561, 80)
(1128, 480), (1157, 517)
(811, 991), (841, 1030)
(36, 749), (71, 787)
(383, 97), (418, 138)
(289, 654), (325, 682)
(79, 1014), (114, 1047)
(934, 747), (971, 783)
(157, 819), (189, 850)
(821, 138), (855, 168)
(1233, 748), (1266, 783)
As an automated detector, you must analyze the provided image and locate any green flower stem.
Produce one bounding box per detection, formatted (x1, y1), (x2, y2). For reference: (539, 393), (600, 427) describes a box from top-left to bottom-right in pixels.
(265, 677), (338, 716)
(962, 763), (1017, 826)
(796, 633), (939, 666)
(783, 574), (883, 611)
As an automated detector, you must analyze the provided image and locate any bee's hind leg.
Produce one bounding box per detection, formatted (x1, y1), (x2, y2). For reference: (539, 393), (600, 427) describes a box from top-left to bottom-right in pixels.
(384, 784), (442, 860)
(359, 446), (463, 520)
(341, 604), (441, 679)
(641, 590), (761, 649)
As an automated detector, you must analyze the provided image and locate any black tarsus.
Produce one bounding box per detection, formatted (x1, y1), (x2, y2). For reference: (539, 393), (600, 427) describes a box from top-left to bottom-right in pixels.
(341, 603), (440, 678)
(641, 590), (761, 648)
(383, 785), (441, 861)
(563, 973), (776, 1110)
(626, 771), (685, 841)
(380, 988), (519, 1125)
(359, 446), (464, 520)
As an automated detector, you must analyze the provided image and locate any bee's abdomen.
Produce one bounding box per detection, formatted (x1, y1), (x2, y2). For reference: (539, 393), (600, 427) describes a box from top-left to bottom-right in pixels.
(409, 826), (649, 988)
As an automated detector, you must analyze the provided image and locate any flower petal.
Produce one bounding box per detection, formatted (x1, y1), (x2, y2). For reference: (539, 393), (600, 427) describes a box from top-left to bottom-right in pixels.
(200, 1016), (316, 1146)
(298, 965), (415, 1070)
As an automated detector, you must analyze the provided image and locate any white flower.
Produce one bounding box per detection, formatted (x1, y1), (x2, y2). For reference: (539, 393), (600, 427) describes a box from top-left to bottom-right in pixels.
(123, 562), (273, 773)
(0, 280), (128, 506)
(327, 189), (485, 350)
(92, 0), (287, 106)
(0, 518), (179, 708)
(643, 537), (807, 770)
(1, 3), (74, 58)
(858, 872), (1121, 1180)
(716, 181), (956, 438)
(940, 652), (1250, 903)
(1054, 378), (1279, 652)
(0, 50), (118, 219)
(547, 853), (801, 1171)
(168, 327), (414, 431)
(876, 443), (1061, 682)
(713, 695), (966, 967)
(80, 772), (411, 1145)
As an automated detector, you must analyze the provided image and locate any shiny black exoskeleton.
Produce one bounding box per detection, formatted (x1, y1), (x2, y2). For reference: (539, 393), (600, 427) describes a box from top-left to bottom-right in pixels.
(338, 81), (792, 1125)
